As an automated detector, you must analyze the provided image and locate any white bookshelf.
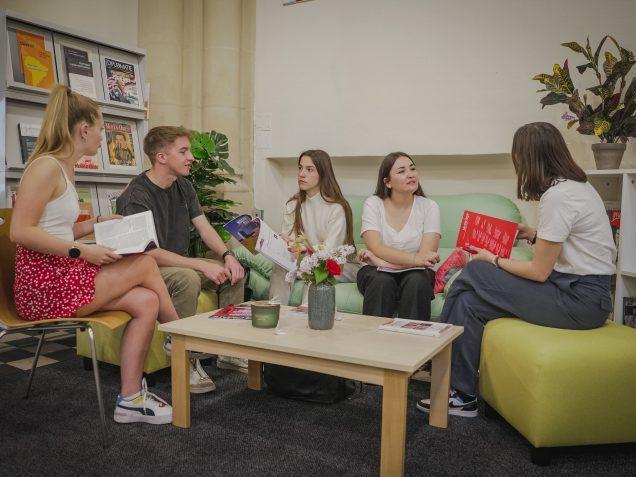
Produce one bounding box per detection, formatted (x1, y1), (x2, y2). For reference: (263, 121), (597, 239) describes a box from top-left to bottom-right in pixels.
(587, 169), (636, 324)
(0, 9), (148, 216)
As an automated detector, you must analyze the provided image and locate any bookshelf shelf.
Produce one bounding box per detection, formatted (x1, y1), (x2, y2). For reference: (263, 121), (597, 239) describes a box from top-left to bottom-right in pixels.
(586, 168), (636, 325)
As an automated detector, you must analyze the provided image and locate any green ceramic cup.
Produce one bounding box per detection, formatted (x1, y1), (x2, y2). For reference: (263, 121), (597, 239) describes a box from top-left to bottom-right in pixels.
(251, 301), (280, 328)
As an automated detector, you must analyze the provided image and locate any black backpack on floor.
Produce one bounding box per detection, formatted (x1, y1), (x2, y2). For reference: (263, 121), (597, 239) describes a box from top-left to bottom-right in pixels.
(263, 364), (357, 404)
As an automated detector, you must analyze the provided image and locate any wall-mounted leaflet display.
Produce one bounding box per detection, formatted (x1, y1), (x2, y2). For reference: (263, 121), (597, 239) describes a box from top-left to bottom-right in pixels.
(6, 20), (57, 91)
(101, 116), (142, 174)
(99, 46), (143, 108)
(52, 34), (104, 101)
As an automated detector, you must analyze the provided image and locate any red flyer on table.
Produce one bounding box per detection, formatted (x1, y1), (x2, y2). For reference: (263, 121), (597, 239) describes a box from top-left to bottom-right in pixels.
(455, 211), (519, 259)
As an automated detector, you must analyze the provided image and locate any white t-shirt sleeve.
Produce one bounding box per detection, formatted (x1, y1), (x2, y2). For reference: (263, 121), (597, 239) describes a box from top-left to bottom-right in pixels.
(324, 204), (348, 251)
(537, 187), (577, 243)
(360, 196), (382, 236)
(421, 198), (441, 236)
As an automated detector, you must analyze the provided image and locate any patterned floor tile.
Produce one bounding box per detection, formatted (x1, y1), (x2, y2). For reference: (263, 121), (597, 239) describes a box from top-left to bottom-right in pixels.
(0, 348), (33, 363)
(0, 363), (21, 376)
(23, 342), (70, 354)
(1, 333), (33, 343)
(7, 355), (58, 371)
(44, 349), (78, 363)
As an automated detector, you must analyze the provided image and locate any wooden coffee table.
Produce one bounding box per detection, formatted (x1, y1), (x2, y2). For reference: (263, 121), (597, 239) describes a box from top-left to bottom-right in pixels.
(159, 307), (463, 477)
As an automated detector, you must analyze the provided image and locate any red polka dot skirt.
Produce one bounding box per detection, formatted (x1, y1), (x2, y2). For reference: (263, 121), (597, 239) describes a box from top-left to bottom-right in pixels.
(14, 245), (100, 321)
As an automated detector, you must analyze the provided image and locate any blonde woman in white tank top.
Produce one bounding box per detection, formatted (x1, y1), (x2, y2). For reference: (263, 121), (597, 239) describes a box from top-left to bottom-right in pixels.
(11, 85), (179, 425)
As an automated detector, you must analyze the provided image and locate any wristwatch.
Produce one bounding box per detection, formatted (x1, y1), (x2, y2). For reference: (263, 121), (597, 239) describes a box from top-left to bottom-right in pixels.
(222, 249), (236, 261)
(68, 243), (81, 259)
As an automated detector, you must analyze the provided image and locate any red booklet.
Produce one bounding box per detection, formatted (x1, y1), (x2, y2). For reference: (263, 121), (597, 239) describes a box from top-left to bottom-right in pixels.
(455, 211), (519, 259)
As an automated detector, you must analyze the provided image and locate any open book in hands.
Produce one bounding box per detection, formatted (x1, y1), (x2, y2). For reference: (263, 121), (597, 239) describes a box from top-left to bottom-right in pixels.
(224, 214), (297, 272)
(94, 210), (159, 255)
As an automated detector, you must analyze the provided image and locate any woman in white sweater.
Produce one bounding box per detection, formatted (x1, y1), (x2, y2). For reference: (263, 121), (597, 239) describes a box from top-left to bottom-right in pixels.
(269, 150), (358, 305)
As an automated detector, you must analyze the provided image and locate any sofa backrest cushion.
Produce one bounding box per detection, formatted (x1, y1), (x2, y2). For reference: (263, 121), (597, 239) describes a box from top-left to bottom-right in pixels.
(345, 193), (522, 249)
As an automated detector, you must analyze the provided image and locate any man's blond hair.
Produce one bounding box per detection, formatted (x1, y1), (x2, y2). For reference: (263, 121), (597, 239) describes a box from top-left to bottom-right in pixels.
(143, 126), (192, 164)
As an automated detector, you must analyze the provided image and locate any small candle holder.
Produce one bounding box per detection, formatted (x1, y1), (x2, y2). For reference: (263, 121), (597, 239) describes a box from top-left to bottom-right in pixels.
(251, 301), (280, 328)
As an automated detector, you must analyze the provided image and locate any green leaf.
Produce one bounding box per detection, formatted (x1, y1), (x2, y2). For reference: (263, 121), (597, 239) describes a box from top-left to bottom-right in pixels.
(593, 35), (609, 67)
(577, 121), (595, 135)
(567, 119), (578, 129)
(209, 130), (229, 160)
(608, 36), (635, 62)
(603, 51), (618, 76)
(587, 85), (611, 99)
(313, 266), (329, 285)
(540, 92), (568, 108)
(576, 62), (592, 74)
(594, 119), (611, 136)
(561, 41), (586, 55)
(585, 37), (593, 61)
(532, 73), (553, 83)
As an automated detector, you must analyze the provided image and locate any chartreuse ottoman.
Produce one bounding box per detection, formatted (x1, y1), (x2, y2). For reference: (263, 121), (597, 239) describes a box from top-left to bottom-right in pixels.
(76, 290), (217, 374)
(479, 319), (636, 465)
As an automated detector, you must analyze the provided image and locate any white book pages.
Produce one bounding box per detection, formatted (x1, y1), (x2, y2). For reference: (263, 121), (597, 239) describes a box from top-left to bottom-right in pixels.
(94, 210), (158, 255)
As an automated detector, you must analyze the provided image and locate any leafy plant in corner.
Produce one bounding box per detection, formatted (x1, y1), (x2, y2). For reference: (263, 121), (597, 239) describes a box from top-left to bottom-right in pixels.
(187, 130), (238, 257)
(533, 35), (636, 143)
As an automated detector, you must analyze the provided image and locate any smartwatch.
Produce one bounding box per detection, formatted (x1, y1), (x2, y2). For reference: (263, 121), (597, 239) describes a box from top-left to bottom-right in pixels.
(68, 243), (81, 259)
(222, 249), (235, 261)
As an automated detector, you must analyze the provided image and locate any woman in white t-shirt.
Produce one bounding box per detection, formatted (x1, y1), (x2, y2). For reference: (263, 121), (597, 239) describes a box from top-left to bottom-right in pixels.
(357, 152), (441, 321)
(416, 122), (616, 419)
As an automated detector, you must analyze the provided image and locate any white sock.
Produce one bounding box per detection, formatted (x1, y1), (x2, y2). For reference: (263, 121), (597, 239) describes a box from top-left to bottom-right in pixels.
(122, 391), (141, 401)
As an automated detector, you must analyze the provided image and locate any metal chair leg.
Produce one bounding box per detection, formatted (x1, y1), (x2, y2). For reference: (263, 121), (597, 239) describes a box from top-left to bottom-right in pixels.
(87, 326), (108, 448)
(24, 330), (46, 399)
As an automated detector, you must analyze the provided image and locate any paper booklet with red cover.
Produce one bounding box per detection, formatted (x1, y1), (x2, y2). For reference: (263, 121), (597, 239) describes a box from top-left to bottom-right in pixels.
(455, 210), (519, 259)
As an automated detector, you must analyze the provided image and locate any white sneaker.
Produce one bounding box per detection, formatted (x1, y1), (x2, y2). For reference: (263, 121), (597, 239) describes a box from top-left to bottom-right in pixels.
(190, 359), (216, 393)
(216, 355), (248, 374)
(114, 378), (172, 424)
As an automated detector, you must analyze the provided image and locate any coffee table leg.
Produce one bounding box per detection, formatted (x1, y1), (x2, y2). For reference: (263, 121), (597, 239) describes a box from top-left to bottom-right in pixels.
(429, 343), (451, 428)
(171, 335), (190, 428)
(247, 360), (263, 390)
(380, 369), (409, 477)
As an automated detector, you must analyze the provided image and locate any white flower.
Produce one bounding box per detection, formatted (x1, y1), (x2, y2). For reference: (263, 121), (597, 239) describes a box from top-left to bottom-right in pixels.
(316, 249), (330, 260)
(285, 270), (297, 283)
(335, 256), (346, 265)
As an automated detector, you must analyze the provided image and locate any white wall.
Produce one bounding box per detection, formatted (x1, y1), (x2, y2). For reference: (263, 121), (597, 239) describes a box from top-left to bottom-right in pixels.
(0, 0), (139, 46)
(254, 0), (636, 230)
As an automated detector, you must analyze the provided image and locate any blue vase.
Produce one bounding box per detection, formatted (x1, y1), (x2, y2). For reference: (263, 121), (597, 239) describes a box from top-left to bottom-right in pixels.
(308, 281), (335, 330)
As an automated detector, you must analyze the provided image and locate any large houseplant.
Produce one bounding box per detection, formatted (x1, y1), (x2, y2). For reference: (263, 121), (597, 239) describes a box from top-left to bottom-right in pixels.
(533, 36), (636, 169)
(187, 129), (238, 257)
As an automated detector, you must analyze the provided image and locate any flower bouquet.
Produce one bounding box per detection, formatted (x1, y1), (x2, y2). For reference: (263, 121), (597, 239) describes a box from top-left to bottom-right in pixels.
(285, 243), (355, 330)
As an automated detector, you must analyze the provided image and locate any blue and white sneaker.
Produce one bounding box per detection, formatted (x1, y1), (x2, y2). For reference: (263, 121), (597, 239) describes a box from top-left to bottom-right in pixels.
(416, 389), (478, 418)
(114, 378), (172, 424)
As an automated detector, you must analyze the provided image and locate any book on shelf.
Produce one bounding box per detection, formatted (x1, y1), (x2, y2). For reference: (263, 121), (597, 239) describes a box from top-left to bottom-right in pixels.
(624, 297), (635, 329)
(224, 214), (297, 272)
(456, 210), (518, 259)
(18, 123), (41, 163)
(378, 318), (453, 337)
(103, 120), (138, 171)
(5, 184), (19, 207)
(16, 29), (54, 89)
(63, 45), (97, 99)
(103, 57), (140, 106)
(606, 208), (621, 246)
(94, 210), (158, 255)
(76, 186), (98, 223)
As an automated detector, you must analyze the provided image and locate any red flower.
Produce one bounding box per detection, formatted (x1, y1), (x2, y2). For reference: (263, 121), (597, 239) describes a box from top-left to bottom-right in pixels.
(326, 259), (342, 276)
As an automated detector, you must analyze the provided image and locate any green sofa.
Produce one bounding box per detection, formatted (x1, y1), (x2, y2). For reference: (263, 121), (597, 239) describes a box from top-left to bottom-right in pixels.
(235, 193), (533, 319)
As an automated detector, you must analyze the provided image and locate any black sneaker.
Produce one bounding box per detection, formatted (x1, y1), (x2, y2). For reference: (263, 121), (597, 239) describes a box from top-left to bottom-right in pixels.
(416, 390), (478, 418)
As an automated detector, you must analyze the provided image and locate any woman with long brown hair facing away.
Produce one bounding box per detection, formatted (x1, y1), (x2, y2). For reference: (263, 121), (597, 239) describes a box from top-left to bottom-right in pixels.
(357, 152), (441, 321)
(268, 149), (358, 305)
(10, 85), (180, 425)
(416, 122), (616, 418)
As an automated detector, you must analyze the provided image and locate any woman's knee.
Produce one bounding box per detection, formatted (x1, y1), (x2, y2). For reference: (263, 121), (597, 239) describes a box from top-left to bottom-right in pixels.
(126, 287), (160, 321)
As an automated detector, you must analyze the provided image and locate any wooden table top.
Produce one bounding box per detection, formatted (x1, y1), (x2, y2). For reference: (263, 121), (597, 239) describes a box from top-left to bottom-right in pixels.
(159, 307), (463, 373)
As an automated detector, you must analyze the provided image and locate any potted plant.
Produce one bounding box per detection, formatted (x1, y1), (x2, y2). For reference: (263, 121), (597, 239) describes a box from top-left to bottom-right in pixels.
(533, 36), (636, 169)
(286, 244), (355, 330)
(187, 129), (238, 257)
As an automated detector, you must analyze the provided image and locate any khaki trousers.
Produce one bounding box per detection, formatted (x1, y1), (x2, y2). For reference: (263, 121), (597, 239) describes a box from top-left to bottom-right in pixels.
(160, 258), (246, 319)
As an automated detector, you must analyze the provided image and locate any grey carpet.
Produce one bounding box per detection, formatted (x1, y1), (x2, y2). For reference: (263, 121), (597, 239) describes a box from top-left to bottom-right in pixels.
(0, 357), (634, 476)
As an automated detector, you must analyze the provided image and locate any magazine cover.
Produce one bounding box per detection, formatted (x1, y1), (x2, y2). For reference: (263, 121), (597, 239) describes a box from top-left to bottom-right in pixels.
(16, 29), (54, 89)
(455, 210), (519, 259)
(76, 187), (97, 223)
(224, 214), (261, 252)
(104, 120), (138, 170)
(63, 45), (97, 99)
(18, 123), (41, 163)
(103, 57), (140, 106)
(97, 185), (125, 215)
(379, 318), (453, 337)
(75, 151), (103, 172)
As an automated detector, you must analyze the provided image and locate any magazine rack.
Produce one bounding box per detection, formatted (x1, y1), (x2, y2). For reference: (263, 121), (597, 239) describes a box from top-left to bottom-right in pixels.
(0, 9), (149, 221)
